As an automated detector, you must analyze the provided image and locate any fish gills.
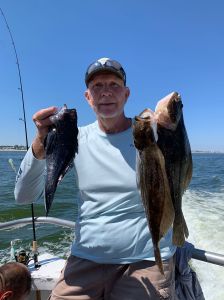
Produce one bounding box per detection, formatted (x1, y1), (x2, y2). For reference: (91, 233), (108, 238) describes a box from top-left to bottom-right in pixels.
(156, 92), (193, 246)
(133, 113), (174, 274)
(44, 105), (78, 216)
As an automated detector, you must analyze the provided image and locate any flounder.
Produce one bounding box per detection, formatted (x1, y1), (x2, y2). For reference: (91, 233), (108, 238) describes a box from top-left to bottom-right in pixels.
(155, 92), (193, 246)
(133, 110), (175, 274)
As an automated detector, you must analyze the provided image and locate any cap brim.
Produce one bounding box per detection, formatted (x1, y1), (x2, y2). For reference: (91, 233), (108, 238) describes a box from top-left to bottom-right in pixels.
(85, 67), (124, 86)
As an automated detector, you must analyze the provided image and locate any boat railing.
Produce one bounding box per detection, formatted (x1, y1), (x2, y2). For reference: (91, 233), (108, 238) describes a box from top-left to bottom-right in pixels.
(1, 217), (224, 267)
(0, 216), (75, 230)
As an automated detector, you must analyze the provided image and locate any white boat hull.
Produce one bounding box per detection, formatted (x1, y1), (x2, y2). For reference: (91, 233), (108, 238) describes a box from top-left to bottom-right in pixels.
(27, 253), (66, 300)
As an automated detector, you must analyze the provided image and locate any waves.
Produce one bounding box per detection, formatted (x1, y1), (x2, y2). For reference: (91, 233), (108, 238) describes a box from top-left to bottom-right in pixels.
(183, 189), (224, 300)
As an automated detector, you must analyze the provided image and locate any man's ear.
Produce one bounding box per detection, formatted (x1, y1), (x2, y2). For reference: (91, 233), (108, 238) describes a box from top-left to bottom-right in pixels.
(84, 90), (94, 108)
(124, 87), (130, 103)
(84, 90), (90, 101)
(1, 290), (13, 299)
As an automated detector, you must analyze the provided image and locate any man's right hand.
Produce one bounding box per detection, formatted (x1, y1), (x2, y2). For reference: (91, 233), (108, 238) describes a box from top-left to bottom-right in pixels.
(32, 106), (57, 159)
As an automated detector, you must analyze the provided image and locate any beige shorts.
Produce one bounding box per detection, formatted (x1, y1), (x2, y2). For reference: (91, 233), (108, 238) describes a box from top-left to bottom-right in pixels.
(49, 255), (176, 300)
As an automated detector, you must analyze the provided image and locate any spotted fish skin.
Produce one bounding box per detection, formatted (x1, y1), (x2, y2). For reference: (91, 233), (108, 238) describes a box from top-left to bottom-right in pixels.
(156, 92), (193, 246)
(44, 105), (78, 216)
(133, 112), (174, 274)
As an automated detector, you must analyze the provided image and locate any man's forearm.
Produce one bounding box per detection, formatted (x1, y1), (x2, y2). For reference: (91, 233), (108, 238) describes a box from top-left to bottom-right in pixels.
(32, 135), (46, 159)
(14, 147), (46, 204)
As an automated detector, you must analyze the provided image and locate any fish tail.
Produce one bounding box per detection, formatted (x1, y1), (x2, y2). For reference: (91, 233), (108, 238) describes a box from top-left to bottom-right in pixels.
(154, 244), (165, 275)
(172, 211), (189, 246)
(44, 173), (59, 216)
(44, 191), (54, 217)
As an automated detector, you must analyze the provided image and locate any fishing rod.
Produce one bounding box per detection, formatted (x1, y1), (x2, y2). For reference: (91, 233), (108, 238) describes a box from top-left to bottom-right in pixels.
(0, 7), (40, 269)
(0, 7), (28, 150)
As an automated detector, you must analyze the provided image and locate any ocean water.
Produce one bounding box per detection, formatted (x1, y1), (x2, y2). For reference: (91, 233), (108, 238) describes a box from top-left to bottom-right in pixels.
(0, 151), (224, 299)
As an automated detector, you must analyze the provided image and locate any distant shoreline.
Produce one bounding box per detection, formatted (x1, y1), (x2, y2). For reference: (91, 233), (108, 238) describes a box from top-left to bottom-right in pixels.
(0, 149), (26, 152)
(0, 148), (223, 154)
(192, 151), (224, 154)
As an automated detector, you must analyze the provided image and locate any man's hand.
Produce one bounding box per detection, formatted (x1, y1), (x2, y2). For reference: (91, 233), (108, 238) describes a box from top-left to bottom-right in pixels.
(32, 106), (57, 159)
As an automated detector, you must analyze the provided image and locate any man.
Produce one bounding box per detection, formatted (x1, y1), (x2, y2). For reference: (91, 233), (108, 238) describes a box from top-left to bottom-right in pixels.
(0, 262), (31, 300)
(15, 57), (176, 299)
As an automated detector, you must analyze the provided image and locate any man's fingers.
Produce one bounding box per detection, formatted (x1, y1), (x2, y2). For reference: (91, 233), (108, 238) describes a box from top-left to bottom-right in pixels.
(33, 106), (57, 121)
(33, 106), (57, 128)
(34, 118), (51, 129)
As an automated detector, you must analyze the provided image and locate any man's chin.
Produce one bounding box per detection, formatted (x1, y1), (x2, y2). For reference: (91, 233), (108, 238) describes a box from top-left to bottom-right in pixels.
(97, 112), (120, 119)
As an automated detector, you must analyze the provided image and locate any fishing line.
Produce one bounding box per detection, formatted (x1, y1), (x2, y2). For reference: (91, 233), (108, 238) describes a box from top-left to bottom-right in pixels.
(0, 7), (40, 269)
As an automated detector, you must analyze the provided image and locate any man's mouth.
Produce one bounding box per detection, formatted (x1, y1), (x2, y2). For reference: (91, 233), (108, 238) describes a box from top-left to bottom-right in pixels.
(99, 103), (115, 106)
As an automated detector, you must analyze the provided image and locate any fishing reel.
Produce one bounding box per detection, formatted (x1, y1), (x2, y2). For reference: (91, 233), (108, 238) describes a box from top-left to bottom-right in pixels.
(15, 249), (30, 266)
(10, 234), (41, 268)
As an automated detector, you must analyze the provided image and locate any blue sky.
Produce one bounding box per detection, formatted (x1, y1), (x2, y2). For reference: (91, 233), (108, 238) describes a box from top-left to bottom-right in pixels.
(0, 0), (223, 151)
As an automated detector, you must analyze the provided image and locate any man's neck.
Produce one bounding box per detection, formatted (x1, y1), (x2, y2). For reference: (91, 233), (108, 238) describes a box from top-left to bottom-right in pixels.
(97, 115), (132, 134)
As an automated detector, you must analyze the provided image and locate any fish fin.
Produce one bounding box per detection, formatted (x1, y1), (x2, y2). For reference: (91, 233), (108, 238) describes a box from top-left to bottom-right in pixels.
(158, 153), (175, 238)
(172, 211), (189, 246)
(154, 244), (165, 275)
(58, 160), (74, 183)
(44, 187), (55, 217)
(69, 160), (74, 169)
(183, 155), (193, 191)
(159, 191), (175, 238)
(44, 192), (50, 217)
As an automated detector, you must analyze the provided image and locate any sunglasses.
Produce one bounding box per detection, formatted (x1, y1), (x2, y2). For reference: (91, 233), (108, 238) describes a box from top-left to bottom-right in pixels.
(86, 59), (126, 85)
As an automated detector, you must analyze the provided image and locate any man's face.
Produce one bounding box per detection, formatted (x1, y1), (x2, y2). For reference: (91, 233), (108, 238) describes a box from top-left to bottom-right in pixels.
(85, 73), (130, 119)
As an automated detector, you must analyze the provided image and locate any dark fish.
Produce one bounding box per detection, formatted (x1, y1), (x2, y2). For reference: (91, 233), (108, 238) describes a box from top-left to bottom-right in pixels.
(133, 110), (174, 274)
(156, 92), (193, 246)
(44, 104), (78, 216)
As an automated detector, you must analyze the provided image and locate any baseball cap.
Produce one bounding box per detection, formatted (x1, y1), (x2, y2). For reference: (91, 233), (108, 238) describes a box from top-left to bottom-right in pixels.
(85, 57), (126, 86)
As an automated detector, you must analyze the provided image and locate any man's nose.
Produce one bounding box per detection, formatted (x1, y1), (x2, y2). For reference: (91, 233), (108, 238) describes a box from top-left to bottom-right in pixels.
(101, 84), (112, 96)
